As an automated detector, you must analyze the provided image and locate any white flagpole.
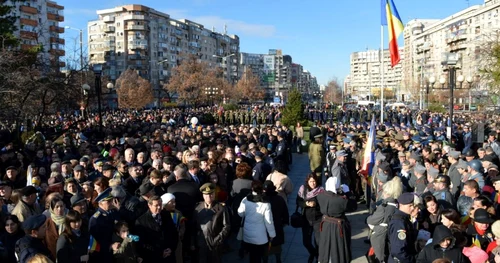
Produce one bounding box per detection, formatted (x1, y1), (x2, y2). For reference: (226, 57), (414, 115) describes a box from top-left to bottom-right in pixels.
(380, 25), (384, 123)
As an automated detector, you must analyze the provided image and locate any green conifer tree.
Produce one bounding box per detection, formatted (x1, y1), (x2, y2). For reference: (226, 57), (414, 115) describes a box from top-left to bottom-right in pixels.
(281, 88), (306, 127)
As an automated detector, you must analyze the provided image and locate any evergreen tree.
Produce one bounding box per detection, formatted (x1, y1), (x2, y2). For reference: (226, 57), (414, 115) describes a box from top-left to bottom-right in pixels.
(0, 0), (20, 48)
(282, 88), (306, 127)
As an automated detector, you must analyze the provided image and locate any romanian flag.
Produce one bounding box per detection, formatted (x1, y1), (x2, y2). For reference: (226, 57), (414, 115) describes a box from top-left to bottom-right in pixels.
(360, 117), (376, 178)
(88, 235), (100, 253)
(382, 0), (404, 67)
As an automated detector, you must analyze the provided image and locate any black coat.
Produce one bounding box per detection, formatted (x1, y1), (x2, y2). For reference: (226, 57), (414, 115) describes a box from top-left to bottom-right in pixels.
(123, 176), (142, 196)
(266, 191), (289, 246)
(56, 232), (90, 263)
(15, 236), (53, 263)
(316, 191), (351, 263)
(167, 179), (201, 220)
(135, 210), (178, 263)
(0, 230), (24, 263)
(416, 225), (468, 263)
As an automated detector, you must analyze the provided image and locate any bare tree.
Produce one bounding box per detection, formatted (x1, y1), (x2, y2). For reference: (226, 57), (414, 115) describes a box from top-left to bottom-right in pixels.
(115, 69), (154, 109)
(323, 78), (343, 104)
(232, 68), (265, 103)
(165, 54), (228, 106)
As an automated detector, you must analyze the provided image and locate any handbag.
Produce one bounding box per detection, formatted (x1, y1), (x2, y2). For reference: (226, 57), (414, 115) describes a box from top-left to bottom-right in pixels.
(365, 246), (378, 263)
(290, 205), (305, 228)
(237, 217), (244, 241)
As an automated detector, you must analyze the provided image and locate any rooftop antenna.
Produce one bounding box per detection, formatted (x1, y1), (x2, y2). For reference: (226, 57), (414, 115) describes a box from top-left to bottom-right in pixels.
(212, 26), (215, 32)
(224, 24), (227, 35)
(466, 0), (470, 7)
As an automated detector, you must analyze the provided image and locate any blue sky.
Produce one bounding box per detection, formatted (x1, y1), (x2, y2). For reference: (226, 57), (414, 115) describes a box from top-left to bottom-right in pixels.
(59, 0), (484, 85)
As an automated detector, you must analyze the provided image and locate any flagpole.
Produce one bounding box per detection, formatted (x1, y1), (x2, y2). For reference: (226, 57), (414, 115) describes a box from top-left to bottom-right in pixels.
(380, 25), (384, 123)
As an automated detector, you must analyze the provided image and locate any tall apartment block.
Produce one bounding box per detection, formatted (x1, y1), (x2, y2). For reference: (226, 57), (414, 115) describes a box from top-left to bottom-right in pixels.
(239, 50), (319, 101)
(403, 0), (500, 104)
(88, 4), (240, 102)
(348, 48), (404, 100)
(6, 0), (65, 68)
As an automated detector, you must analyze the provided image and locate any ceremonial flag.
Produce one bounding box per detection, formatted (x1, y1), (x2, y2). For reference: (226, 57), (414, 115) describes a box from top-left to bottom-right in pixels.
(360, 116), (376, 177)
(382, 0), (404, 67)
(88, 235), (100, 253)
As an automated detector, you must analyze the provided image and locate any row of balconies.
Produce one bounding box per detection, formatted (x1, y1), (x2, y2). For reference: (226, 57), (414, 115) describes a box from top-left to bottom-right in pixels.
(49, 48), (65, 56)
(50, 37), (65, 45)
(47, 13), (64, 22)
(20, 5), (38, 15)
(49, 25), (64, 33)
(20, 30), (37, 40)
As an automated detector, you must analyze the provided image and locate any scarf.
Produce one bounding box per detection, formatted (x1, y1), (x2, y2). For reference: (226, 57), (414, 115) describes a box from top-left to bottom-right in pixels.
(474, 224), (486, 236)
(50, 209), (67, 235)
(298, 185), (324, 200)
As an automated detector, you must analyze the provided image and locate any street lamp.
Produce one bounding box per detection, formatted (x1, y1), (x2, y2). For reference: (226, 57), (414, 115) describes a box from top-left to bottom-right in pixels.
(466, 76), (473, 111)
(428, 76), (436, 107)
(92, 64), (104, 132)
(64, 26), (83, 70)
(82, 84), (90, 118)
(432, 52), (467, 144)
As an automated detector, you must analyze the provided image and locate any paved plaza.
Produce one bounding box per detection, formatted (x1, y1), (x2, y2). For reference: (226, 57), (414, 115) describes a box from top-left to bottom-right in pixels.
(223, 153), (370, 263)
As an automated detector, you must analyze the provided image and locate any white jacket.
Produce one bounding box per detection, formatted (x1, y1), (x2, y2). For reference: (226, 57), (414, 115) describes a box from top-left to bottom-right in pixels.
(238, 196), (276, 245)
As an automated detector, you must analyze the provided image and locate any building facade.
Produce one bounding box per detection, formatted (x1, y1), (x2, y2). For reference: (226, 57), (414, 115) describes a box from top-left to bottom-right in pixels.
(7, 0), (65, 68)
(349, 48), (404, 101)
(238, 50), (318, 101)
(88, 4), (240, 104)
(403, 0), (500, 105)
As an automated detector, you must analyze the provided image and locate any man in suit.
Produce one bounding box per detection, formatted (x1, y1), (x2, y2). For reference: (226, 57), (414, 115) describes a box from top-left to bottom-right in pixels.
(135, 195), (178, 263)
(167, 165), (202, 260)
(123, 164), (143, 196)
(187, 160), (204, 186)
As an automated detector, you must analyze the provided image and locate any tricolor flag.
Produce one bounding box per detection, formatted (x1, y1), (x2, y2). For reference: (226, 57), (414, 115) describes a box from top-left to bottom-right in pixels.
(360, 117), (376, 177)
(381, 0), (404, 67)
(88, 235), (100, 253)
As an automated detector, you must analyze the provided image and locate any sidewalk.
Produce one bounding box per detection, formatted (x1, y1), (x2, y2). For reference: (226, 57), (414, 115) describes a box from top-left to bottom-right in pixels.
(222, 153), (370, 263)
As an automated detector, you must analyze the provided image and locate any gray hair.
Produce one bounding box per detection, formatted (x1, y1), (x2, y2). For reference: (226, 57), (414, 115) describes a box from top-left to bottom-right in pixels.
(111, 186), (127, 199)
(153, 159), (162, 167)
(50, 162), (61, 172)
(174, 165), (188, 180)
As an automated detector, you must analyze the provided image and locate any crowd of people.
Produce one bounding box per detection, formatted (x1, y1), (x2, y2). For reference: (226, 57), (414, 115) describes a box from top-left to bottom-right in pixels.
(0, 103), (499, 263)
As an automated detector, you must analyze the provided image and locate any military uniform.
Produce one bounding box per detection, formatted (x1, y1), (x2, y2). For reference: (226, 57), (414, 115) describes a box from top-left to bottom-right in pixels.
(388, 196), (418, 263)
(193, 183), (231, 263)
(88, 188), (118, 262)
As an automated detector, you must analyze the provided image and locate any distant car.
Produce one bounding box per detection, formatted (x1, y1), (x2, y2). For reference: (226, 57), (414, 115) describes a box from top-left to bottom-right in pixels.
(470, 105), (478, 111)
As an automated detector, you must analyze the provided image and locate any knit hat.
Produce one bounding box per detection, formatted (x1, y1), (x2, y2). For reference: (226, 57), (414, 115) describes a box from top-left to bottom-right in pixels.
(492, 220), (500, 239)
(462, 246), (489, 263)
(161, 193), (175, 205)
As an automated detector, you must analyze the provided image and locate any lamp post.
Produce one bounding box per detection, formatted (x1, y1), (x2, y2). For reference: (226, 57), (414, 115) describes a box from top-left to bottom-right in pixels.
(432, 52), (467, 144)
(106, 82), (114, 109)
(205, 87), (218, 106)
(82, 84), (90, 118)
(466, 76), (473, 111)
(64, 26), (83, 70)
(92, 64), (104, 132)
(428, 76), (436, 108)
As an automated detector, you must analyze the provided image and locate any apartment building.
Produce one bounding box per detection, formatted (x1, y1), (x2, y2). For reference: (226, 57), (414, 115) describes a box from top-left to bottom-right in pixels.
(238, 50), (318, 101)
(349, 48), (404, 100)
(403, 0), (500, 101)
(88, 4), (240, 100)
(7, 0), (65, 68)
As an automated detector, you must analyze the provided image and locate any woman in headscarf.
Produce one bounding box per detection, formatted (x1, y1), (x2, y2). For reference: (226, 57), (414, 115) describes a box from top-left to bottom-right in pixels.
(366, 176), (402, 263)
(296, 173), (324, 263)
(263, 180), (289, 263)
(44, 197), (69, 260)
(316, 176), (351, 263)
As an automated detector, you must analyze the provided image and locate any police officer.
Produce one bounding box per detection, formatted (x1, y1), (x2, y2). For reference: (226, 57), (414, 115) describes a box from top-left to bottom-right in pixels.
(89, 187), (118, 262)
(432, 175), (455, 209)
(252, 151), (272, 182)
(275, 131), (288, 169)
(388, 192), (418, 263)
(193, 183), (231, 263)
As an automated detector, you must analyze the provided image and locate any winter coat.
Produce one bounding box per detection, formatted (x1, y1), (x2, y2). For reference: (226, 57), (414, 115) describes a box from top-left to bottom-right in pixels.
(416, 225), (467, 263)
(0, 230), (24, 263)
(111, 233), (139, 263)
(44, 216), (62, 260)
(366, 197), (398, 262)
(135, 209), (178, 263)
(265, 171), (293, 203)
(56, 231), (89, 263)
(11, 201), (42, 223)
(238, 194), (276, 245)
(265, 191), (289, 246)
